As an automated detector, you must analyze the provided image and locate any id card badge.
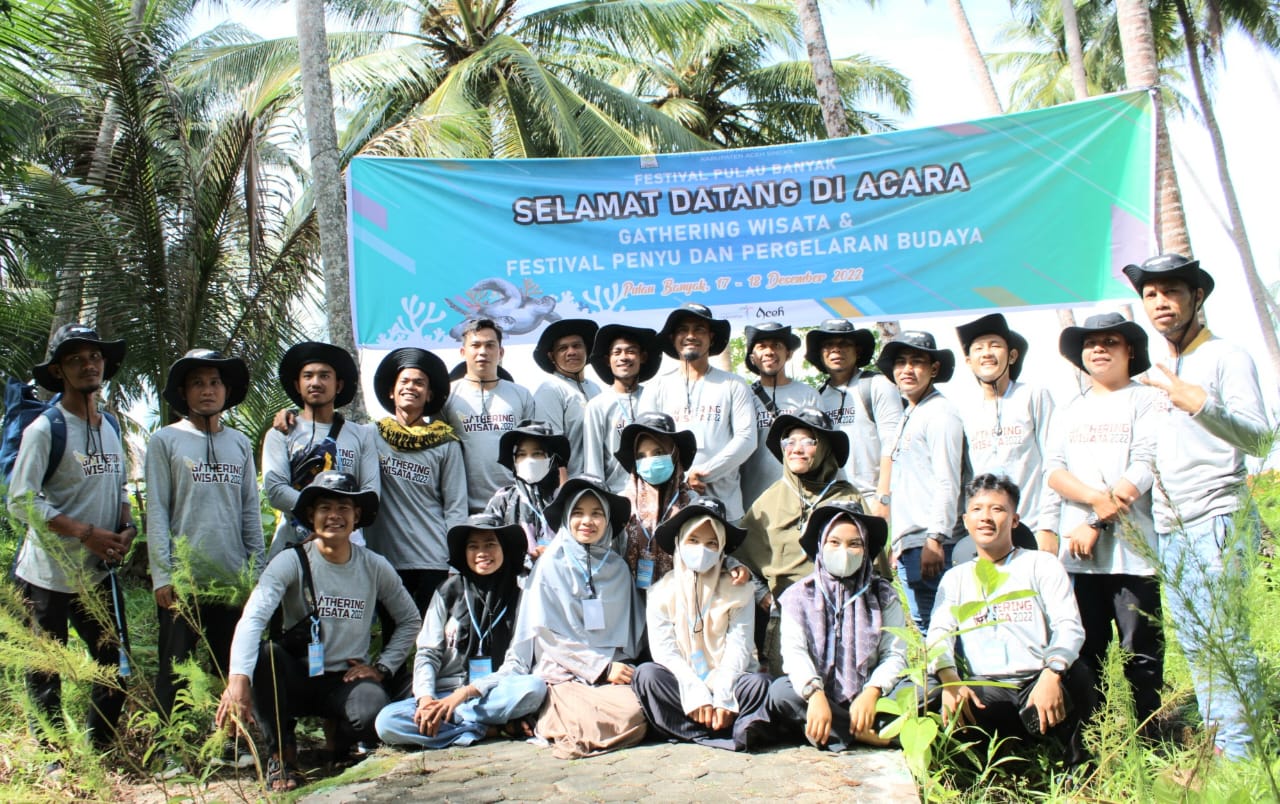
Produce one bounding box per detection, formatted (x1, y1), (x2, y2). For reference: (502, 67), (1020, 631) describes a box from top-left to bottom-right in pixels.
(307, 640), (325, 677)
(469, 656), (493, 681)
(636, 558), (655, 589)
(583, 597), (606, 631)
(690, 648), (710, 679)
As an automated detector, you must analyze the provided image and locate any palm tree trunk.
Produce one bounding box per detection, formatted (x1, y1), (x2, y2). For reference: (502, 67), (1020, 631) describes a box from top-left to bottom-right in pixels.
(1115, 0), (1190, 255)
(296, 0), (368, 419)
(946, 0), (1003, 115)
(795, 0), (849, 139)
(1172, 0), (1280, 376)
(1060, 0), (1089, 99)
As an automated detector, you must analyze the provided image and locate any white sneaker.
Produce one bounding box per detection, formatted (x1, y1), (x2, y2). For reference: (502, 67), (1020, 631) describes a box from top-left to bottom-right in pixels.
(153, 755), (187, 781)
(210, 741), (255, 769)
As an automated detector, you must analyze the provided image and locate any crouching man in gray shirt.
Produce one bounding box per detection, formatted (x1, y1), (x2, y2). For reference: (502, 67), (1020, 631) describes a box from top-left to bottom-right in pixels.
(216, 472), (420, 792)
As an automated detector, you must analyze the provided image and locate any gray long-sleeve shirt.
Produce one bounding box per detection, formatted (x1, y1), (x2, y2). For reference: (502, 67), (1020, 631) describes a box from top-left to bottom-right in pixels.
(887, 389), (970, 551)
(639, 366), (758, 520)
(740, 380), (821, 508)
(228, 541), (421, 677)
(442, 379), (538, 512)
(8, 403), (128, 593)
(819, 371), (902, 499)
(144, 420), (266, 590)
(533, 373), (601, 476)
(1148, 333), (1272, 532)
(582, 386), (645, 493)
(362, 433), (468, 572)
(262, 417), (380, 555)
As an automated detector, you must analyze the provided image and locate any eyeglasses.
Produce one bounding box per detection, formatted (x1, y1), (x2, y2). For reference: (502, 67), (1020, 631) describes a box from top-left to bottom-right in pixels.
(781, 437), (818, 451)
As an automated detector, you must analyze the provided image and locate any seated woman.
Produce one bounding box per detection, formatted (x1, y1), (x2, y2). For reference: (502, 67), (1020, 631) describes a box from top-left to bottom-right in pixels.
(215, 471), (421, 791)
(614, 412), (697, 587)
(632, 497), (773, 751)
(374, 514), (546, 749)
(484, 420), (569, 562)
(486, 475), (648, 758)
(766, 501), (907, 751)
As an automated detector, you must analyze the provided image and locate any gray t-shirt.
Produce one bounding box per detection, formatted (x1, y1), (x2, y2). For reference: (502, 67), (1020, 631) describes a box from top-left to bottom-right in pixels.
(887, 389), (970, 551)
(362, 431), (468, 572)
(145, 419), (266, 590)
(228, 541), (421, 677)
(818, 371), (902, 499)
(8, 403), (128, 593)
(740, 380), (821, 507)
(533, 373), (600, 476)
(442, 379), (538, 512)
(582, 386), (645, 493)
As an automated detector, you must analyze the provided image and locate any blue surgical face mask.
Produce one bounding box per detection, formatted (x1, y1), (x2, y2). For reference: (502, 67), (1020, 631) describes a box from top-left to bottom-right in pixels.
(635, 454), (675, 485)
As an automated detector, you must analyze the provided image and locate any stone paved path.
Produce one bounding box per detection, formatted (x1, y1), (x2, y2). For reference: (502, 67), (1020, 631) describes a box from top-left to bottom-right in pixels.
(299, 740), (917, 803)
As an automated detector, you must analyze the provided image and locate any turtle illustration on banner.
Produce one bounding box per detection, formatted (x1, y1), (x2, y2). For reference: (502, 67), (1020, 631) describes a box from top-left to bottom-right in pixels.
(446, 277), (562, 340)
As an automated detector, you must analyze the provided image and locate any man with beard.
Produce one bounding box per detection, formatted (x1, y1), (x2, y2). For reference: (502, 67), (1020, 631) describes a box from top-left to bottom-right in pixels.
(582, 324), (663, 493)
(1123, 253), (1271, 759)
(532, 320), (600, 476)
(639, 303), (756, 521)
(8, 324), (133, 765)
(739, 323), (820, 507)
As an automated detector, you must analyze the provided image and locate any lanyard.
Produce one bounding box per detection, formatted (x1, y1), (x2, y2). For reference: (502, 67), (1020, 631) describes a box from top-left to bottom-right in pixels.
(633, 487), (681, 554)
(515, 482), (552, 537)
(566, 545), (598, 597)
(793, 477), (840, 529)
(991, 381), (1015, 437)
(816, 579), (869, 659)
(890, 388), (936, 461)
(463, 581), (508, 655)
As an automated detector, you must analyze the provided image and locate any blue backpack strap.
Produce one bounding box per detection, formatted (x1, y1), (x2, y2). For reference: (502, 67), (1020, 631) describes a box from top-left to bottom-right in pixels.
(41, 407), (67, 487)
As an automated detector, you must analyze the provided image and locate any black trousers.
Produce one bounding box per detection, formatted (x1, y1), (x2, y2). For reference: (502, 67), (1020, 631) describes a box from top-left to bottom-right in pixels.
(155, 599), (241, 719)
(766, 676), (913, 751)
(632, 662), (772, 751)
(21, 578), (127, 747)
(1071, 573), (1163, 723)
(251, 641), (389, 755)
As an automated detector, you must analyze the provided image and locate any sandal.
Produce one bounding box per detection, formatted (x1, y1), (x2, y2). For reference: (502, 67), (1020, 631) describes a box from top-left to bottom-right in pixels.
(266, 756), (304, 792)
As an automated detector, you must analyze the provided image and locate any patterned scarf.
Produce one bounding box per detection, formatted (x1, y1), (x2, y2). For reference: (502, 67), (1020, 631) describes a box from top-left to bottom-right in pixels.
(377, 418), (459, 452)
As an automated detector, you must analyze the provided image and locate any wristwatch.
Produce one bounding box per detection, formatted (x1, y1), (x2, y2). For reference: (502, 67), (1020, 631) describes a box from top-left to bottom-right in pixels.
(1084, 513), (1102, 530)
(373, 662), (392, 680)
(1045, 658), (1069, 677)
(800, 677), (824, 701)
(876, 493), (891, 506)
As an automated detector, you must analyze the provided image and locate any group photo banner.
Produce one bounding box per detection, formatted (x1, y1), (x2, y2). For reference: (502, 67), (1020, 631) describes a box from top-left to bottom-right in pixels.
(348, 90), (1154, 349)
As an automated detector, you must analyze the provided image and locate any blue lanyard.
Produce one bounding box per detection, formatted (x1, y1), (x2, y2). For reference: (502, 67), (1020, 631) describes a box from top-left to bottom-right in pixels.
(515, 483), (551, 536)
(463, 581), (507, 655)
(633, 488), (680, 555)
(566, 546), (598, 597)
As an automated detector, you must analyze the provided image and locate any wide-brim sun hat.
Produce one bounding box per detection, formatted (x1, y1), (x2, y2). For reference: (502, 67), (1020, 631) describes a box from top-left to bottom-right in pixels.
(614, 411), (698, 474)
(373, 348), (451, 416)
(875, 331), (955, 384)
(653, 496), (747, 556)
(744, 323), (801, 375)
(542, 475), (632, 534)
(765, 408), (851, 467)
(497, 419), (572, 472)
(955, 313), (1029, 382)
(533, 319), (599, 375)
(804, 319), (875, 373)
(162, 349), (249, 416)
(798, 501), (888, 561)
(1121, 253), (1215, 300)
(33, 323), (127, 392)
(446, 513), (527, 574)
(1058, 312), (1152, 376)
(278, 341), (359, 409)
(588, 324), (663, 384)
(293, 470), (379, 529)
(657, 303), (731, 358)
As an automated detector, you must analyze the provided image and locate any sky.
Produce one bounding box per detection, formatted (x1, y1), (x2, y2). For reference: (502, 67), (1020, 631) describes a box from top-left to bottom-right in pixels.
(190, 0), (1280, 418)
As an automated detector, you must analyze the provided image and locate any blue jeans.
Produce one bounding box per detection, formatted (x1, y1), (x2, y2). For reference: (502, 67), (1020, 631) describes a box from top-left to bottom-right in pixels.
(375, 673), (547, 749)
(1159, 512), (1262, 759)
(896, 542), (954, 632)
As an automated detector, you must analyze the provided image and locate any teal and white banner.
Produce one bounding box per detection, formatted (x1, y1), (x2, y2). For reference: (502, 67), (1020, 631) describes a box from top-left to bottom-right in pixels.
(348, 90), (1154, 348)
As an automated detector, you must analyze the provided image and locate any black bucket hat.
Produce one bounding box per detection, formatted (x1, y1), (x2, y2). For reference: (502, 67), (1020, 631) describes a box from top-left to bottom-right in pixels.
(804, 319), (875, 373)
(875, 331), (955, 383)
(588, 324), (663, 384)
(1058, 312), (1151, 376)
(448, 361), (513, 382)
(543, 475), (632, 533)
(744, 323), (801, 375)
(615, 411), (698, 474)
(162, 349), (249, 416)
(956, 313), (1029, 382)
(799, 501), (888, 562)
(765, 407), (851, 467)
(1121, 253), (1215, 300)
(293, 470), (379, 529)
(373, 348), (451, 416)
(446, 513), (527, 575)
(658, 303), (731, 358)
(654, 496), (747, 556)
(33, 323), (127, 392)
(497, 419), (571, 472)
(279, 341), (359, 409)
(533, 319), (599, 375)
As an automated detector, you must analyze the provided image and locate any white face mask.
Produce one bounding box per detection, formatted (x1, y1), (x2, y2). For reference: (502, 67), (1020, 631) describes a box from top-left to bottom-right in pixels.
(822, 547), (864, 579)
(515, 456), (552, 483)
(680, 544), (721, 574)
